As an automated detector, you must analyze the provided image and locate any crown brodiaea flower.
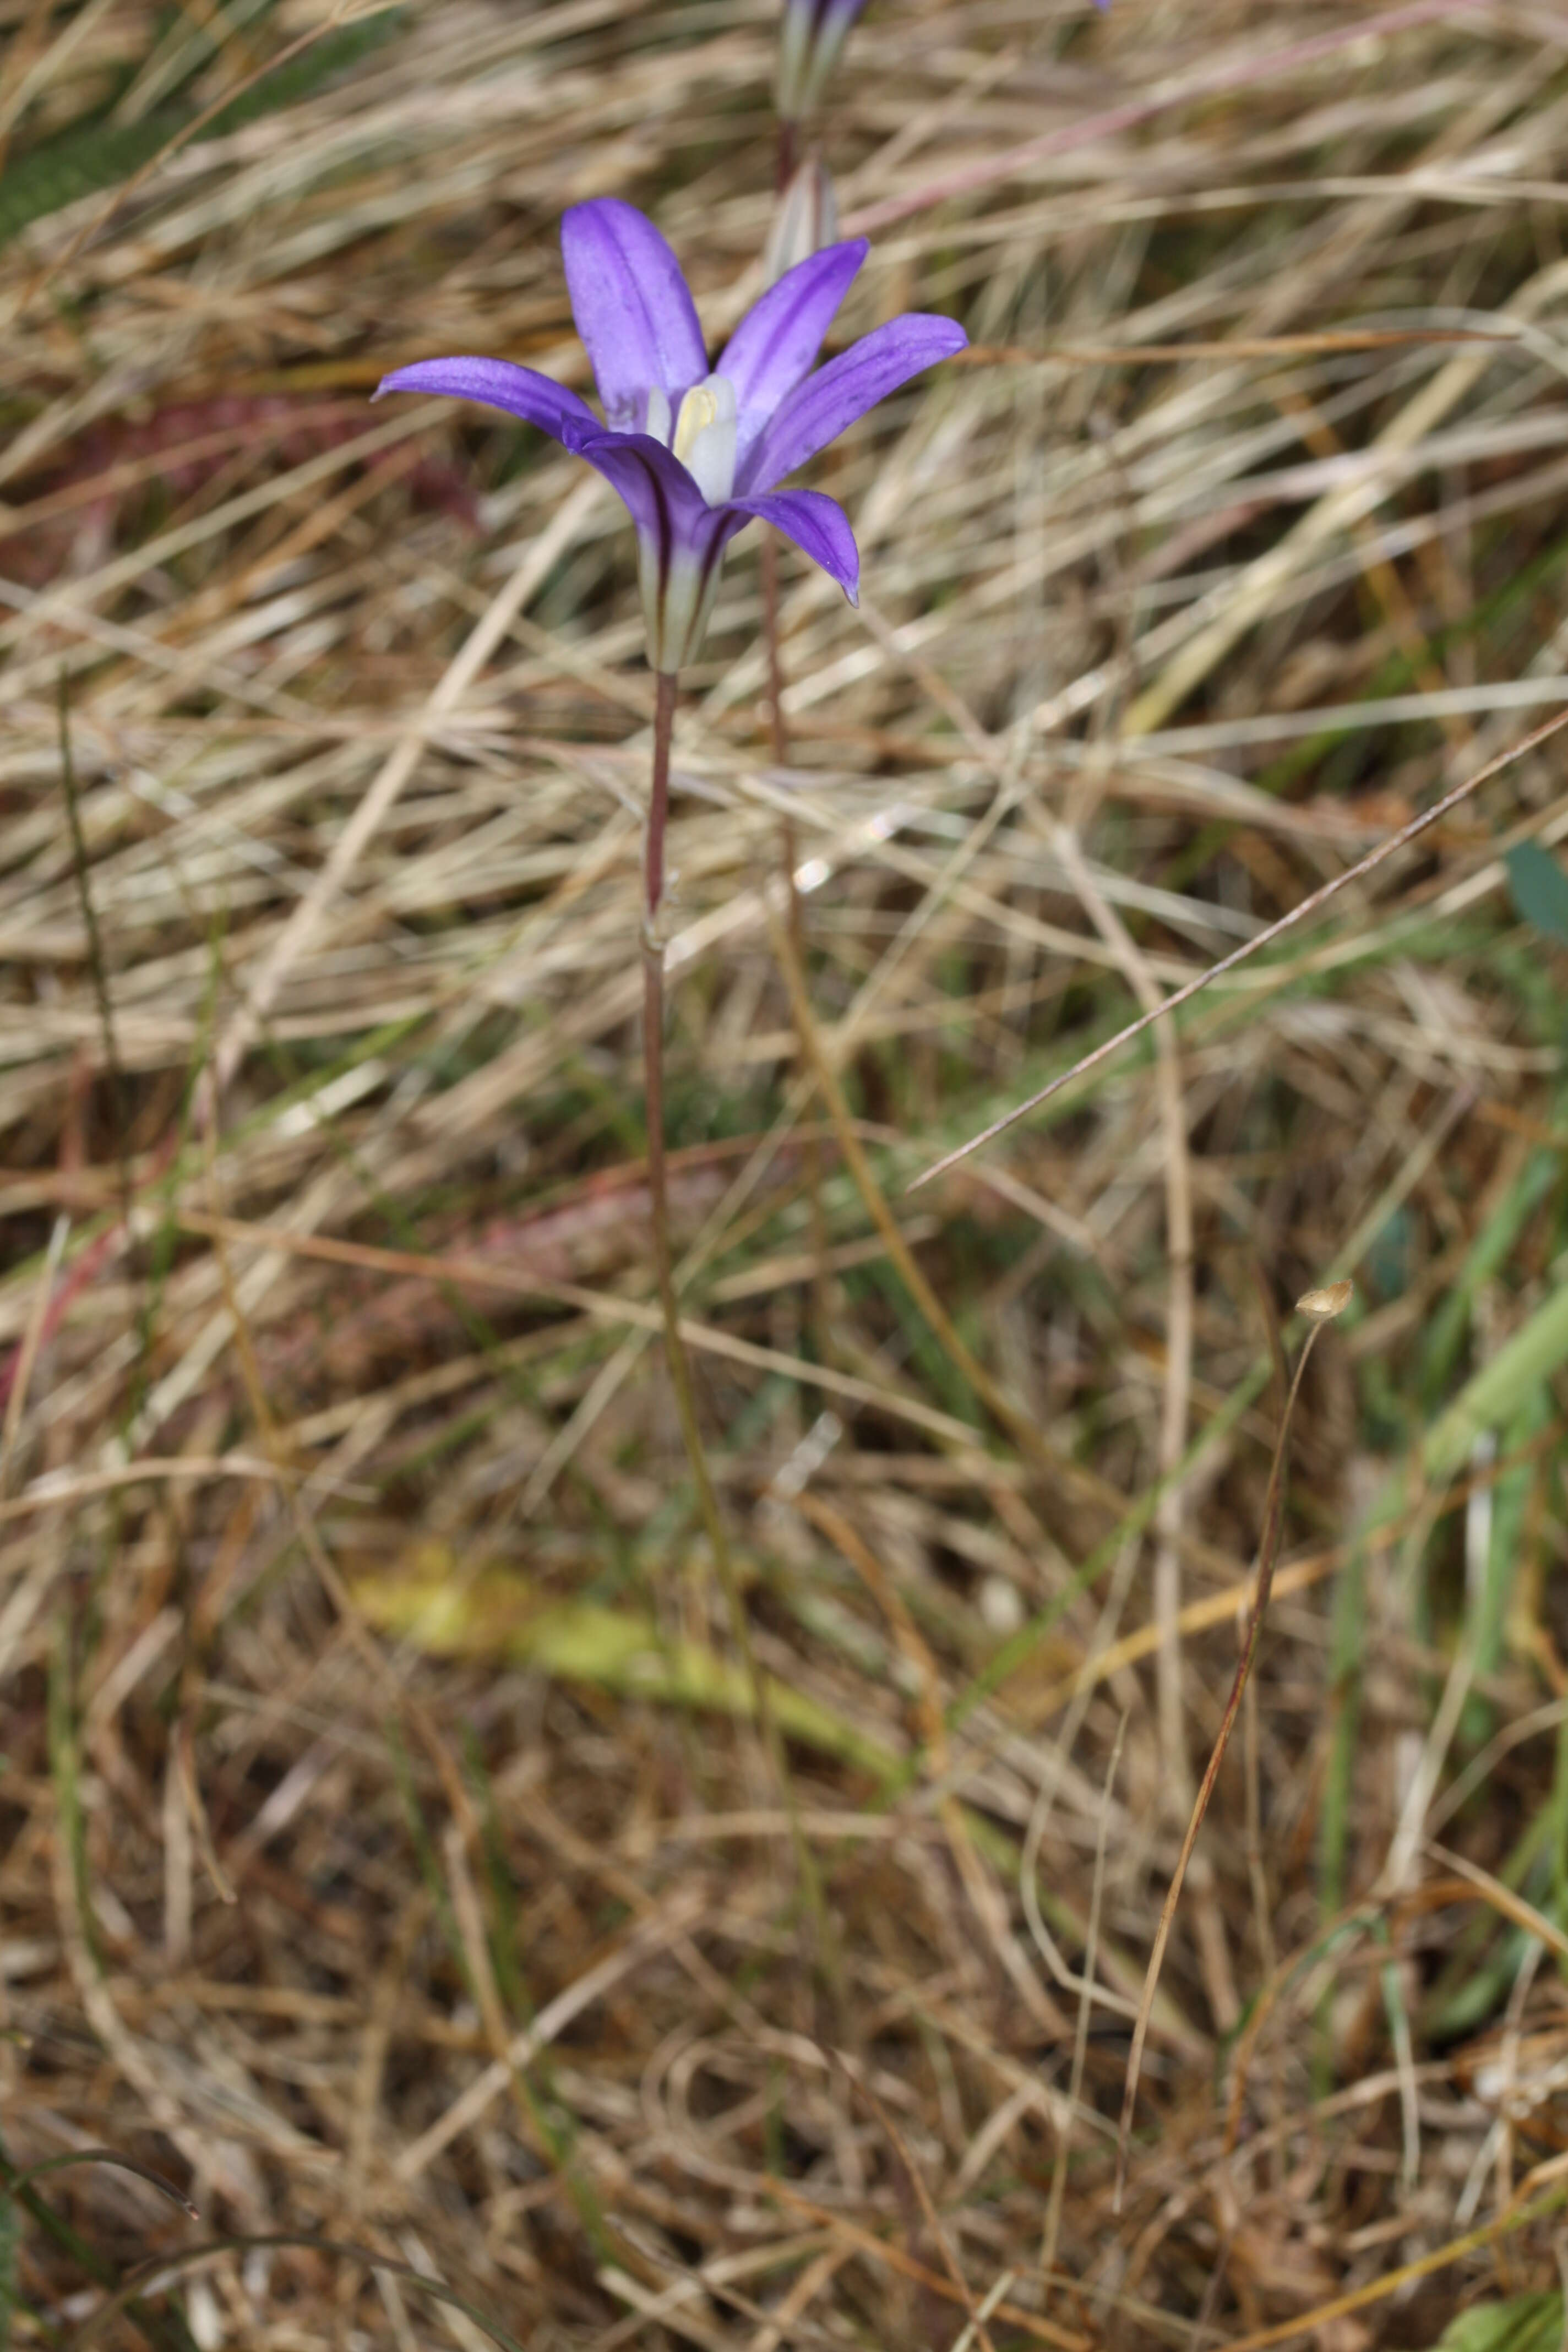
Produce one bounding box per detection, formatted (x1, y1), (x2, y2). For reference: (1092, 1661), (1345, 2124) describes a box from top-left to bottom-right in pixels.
(375, 198), (966, 675)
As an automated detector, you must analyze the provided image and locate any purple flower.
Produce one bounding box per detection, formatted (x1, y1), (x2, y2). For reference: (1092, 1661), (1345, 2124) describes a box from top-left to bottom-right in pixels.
(377, 199), (966, 674)
(776, 0), (869, 122)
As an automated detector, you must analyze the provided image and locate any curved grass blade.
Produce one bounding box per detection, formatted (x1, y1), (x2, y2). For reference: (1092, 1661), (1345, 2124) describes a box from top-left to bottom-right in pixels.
(9, 2152), (196, 2219)
(63, 2233), (524, 2352)
(0, 2146), (198, 2352)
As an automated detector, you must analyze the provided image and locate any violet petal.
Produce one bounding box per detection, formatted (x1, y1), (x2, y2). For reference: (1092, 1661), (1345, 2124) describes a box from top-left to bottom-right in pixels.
(374, 357), (598, 445)
(562, 198), (708, 429)
(577, 429), (736, 671)
(717, 239), (867, 469)
(574, 427), (714, 545)
(724, 487), (859, 602)
(743, 313), (967, 492)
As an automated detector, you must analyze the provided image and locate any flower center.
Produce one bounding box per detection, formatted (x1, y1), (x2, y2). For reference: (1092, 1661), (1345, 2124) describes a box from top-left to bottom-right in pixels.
(670, 374), (737, 503)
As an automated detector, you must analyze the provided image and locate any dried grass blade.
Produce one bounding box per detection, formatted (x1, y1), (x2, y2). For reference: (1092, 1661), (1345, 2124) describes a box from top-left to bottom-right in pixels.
(913, 707), (1568, 1191)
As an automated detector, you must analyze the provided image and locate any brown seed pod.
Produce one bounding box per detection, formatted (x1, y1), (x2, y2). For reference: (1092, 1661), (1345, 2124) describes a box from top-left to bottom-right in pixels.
(1297, 1278), (1354, 1321)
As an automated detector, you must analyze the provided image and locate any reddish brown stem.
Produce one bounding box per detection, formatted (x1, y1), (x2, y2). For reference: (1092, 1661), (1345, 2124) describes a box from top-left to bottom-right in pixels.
(642, 675), (748, 1631)
(644, 669), (676, 927)
(642, 670), (839, 1991)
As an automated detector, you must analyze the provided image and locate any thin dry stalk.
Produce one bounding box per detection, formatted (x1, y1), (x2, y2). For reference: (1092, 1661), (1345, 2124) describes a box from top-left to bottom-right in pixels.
(916, 705), (1568, 1188)
(1114, 1280), (1353, 2207)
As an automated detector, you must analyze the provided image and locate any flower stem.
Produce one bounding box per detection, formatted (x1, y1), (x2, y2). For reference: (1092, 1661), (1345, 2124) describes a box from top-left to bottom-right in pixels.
(641, 679), (718, 1561)
(643, 671), (840, 1999)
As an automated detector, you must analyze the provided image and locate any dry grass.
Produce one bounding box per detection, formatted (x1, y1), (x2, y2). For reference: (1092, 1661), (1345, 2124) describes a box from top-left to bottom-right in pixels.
(6, 1), (1568, 2345)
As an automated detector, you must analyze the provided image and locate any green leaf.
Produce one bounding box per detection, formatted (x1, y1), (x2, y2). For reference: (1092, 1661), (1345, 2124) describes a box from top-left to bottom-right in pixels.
(1507, 841), (1568, 947)
(353, 1551), (900, 1781)
(201, 11), (405, 137)
(0, 9), (404, 250)
(1423, 1265), (1568, 1486)
(1432, 2293), (1564, 2352)
(0, 114), (184, 247)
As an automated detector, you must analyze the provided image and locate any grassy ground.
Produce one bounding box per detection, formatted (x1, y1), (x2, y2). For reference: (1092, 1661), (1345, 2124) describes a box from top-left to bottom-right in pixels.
(6, 1), (1568, 2345)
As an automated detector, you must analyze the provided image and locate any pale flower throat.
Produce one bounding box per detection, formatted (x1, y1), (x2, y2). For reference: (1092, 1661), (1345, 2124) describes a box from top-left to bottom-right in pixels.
(641, 374), (738, 503)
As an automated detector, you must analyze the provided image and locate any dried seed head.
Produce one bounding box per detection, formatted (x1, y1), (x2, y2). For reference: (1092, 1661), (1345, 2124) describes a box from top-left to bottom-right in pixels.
(1297, 1278), (1354, 1321)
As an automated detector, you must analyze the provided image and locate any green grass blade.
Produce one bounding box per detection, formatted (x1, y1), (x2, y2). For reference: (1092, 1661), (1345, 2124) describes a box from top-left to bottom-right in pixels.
(1423, 1269), (1568, 1487)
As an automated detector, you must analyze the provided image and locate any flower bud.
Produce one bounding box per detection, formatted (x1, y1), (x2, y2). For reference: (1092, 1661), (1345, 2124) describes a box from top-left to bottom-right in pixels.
(761, 153), (840, 286)
(775, 0), (868, 125)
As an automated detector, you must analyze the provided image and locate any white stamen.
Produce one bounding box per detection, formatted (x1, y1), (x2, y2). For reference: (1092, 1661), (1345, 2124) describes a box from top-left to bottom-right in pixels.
(669, 374), (737, 503)
(673, 385), (718, 460)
